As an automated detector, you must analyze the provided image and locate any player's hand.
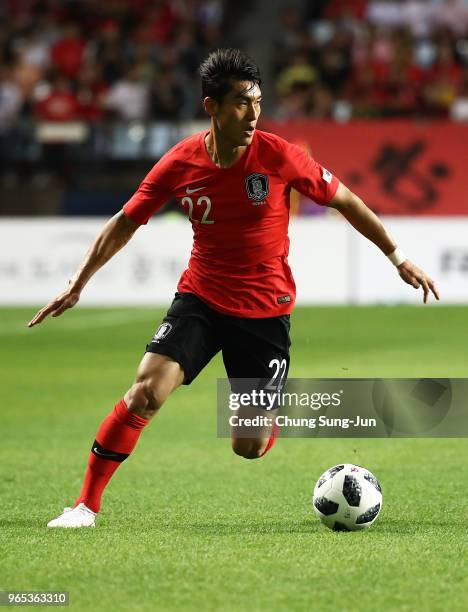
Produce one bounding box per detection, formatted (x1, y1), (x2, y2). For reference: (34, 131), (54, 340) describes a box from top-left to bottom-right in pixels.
(27, 287), (81, 327)
(397, 260), (440, 304)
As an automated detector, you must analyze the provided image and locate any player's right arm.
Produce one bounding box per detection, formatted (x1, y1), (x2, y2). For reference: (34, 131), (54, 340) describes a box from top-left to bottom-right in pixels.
(28, 211), (139, 327)
(28, 141), (179, 327)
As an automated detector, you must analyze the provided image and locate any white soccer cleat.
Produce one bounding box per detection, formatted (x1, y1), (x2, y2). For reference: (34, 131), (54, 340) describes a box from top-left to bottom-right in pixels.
(47, 503), (97, 528)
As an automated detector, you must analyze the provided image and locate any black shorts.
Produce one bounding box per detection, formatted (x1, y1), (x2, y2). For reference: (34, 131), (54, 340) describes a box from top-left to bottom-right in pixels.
(146, 292), (291, 387)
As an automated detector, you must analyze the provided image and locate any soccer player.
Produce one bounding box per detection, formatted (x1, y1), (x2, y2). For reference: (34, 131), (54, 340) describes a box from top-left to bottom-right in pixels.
(28, 49), (439, 528)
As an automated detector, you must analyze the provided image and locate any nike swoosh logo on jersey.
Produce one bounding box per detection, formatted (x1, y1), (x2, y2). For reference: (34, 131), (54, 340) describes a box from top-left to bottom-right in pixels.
(186, 186), (205, 194)
(93, 447), (119, 459)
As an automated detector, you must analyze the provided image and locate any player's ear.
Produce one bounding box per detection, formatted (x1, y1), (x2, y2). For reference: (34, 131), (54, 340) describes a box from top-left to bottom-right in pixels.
(203, 97), (218, 117)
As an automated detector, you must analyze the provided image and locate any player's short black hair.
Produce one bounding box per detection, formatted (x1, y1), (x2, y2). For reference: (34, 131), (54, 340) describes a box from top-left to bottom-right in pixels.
(198, 48), (261, 103)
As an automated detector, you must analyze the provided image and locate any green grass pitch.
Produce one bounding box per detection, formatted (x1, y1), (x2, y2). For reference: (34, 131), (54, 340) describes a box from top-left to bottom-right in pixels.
(1, 305), (467, 611)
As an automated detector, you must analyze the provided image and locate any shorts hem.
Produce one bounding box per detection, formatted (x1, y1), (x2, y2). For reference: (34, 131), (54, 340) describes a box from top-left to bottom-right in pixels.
(145, 343), (193, 385)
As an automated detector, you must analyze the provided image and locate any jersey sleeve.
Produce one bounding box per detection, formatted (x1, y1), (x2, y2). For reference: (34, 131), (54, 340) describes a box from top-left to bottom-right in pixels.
(122, 152), (176, 225)
(279, 139), (339, 205)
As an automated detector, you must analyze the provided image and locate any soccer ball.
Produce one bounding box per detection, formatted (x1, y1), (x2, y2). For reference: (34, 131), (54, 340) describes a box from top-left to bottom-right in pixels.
(312, 464), (382, 531)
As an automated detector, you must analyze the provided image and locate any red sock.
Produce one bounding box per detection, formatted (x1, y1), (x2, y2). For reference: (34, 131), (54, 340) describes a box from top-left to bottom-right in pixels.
(74, 399), (148, 513)
(260, 421), (280, 457)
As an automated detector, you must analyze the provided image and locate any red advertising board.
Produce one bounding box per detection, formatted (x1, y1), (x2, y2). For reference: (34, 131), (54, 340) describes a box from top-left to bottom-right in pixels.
(260, 120), (468, 216)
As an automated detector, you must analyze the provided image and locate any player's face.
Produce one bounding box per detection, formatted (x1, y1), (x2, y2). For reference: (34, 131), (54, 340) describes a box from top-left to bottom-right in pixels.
(214, 81), (262, 146)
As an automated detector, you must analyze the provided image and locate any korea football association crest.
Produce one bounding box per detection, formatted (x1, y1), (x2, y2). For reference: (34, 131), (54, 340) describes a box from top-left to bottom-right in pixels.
(245, 173), (269, 204)
(152, 322), (173, 343)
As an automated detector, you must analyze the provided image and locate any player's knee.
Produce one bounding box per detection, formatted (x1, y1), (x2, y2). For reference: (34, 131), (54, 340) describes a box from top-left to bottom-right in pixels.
(125, 380), (167, 419)
(232, 438), (266, 460)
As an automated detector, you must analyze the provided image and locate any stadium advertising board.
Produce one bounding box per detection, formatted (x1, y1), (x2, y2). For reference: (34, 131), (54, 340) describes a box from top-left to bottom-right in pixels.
(353, 218), (468, 303)
(0, 218), (466, 305)
(261, 120), (468, 216)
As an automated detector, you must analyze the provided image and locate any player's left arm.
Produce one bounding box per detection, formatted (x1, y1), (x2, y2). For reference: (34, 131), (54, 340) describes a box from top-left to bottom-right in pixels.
(329, 182), (440, 303)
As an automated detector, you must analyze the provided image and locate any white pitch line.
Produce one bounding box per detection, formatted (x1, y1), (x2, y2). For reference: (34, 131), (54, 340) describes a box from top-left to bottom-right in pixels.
(0, 310), (158, 335)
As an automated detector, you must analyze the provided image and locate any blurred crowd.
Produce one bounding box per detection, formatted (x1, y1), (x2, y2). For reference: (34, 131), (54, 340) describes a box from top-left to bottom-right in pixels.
(2, 0), (468, 134)
(0, 0), (225, 133)
(273, 0), (468, 120)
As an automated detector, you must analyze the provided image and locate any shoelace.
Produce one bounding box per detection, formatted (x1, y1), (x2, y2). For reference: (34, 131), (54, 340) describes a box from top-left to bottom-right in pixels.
(60, 504), (95, 517)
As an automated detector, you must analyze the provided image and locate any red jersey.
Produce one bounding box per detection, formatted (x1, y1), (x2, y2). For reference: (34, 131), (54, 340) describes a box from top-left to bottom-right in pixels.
(123, 129), (339, 318)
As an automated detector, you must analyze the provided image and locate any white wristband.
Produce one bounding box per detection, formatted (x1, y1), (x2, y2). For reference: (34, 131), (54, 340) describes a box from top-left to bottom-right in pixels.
(387, 248), (407, 267)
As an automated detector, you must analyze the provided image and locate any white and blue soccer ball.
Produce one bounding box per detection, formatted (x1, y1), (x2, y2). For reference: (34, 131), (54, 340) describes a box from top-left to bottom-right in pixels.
(312, 464), (383, 531)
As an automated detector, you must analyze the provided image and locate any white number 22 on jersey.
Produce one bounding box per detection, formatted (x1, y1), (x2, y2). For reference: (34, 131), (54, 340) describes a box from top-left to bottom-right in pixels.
(182, 196), (215, 224)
